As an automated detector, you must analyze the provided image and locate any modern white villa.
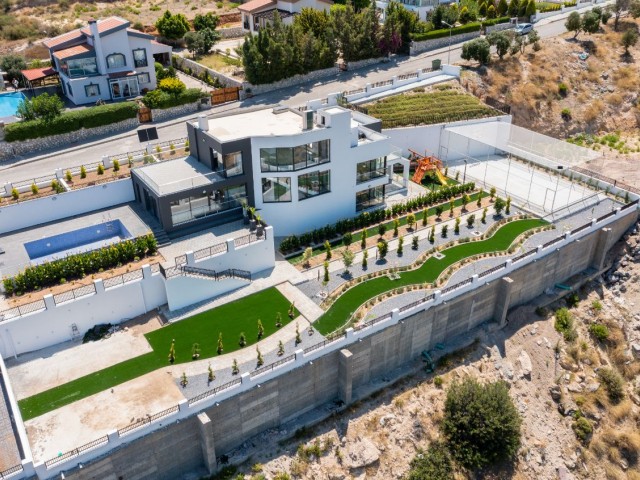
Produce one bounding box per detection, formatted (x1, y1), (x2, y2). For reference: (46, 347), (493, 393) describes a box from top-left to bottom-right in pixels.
(131, 101), (409, 236)
(376, 0), (457, 21)
(239, 0), (333, 33)
(43, 16), (172, 105)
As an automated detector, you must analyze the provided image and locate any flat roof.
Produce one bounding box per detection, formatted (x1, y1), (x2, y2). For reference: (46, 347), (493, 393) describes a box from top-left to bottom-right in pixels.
(134, 156), (218, 195)
(207, 108), (314, 142)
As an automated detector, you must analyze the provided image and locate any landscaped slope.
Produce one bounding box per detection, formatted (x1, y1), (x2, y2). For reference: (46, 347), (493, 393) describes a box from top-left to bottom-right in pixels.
(19, 287), (295, 420)
(313, 218), (547, 335)
(362, 85), (500, 128)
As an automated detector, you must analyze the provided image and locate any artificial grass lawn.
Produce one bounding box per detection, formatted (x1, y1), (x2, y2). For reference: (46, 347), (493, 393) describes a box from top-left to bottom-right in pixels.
(312, 218), (547, 336)
(286, 190), (486, 265)
(19, 288), (295, 421)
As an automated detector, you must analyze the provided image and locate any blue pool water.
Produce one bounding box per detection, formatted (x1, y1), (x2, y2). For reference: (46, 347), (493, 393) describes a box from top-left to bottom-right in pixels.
(0, 91), (26, 117)
(24, 220), (133, 264)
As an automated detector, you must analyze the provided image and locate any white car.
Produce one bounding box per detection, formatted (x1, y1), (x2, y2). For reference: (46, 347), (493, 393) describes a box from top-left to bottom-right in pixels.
(514, 23), (534, 35)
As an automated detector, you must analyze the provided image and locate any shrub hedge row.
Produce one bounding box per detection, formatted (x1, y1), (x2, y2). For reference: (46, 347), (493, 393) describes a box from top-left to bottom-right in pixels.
(410, 22), (482, 42)
(279, 182), (476, 253)
(481, 16), (511, 27)
(2, 234), (158, 296)
(141, 88), (206, 109)
(5, 102), (139, 142)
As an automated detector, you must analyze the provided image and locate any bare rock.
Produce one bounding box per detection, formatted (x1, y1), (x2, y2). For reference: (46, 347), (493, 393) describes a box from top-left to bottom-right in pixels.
(549, 385), (562, 402)
(344, 438), (380, 469)
(567, 383), (583, 393)
(519, 350), (533, 379)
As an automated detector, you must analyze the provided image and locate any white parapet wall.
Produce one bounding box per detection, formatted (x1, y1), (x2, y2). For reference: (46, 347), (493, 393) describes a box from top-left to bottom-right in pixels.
(0, 179), (135, 235)
(0, 265), (166, 359)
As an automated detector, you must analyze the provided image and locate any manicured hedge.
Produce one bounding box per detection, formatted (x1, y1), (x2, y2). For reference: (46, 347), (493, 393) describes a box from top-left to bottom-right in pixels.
(141, 87), (206, 109)
(5, 102), (139, 142)
(279, 182), (477, 253)
(410, 22), (482, 42)
(482, 16), (511, 28)
(2, 234), (157, 296)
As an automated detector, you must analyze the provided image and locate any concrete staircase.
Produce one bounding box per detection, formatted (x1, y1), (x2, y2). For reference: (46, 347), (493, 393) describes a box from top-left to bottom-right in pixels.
(129, 202), (171, 247)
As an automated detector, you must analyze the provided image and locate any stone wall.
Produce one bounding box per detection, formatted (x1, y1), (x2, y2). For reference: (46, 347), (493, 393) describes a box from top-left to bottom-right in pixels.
(409, 30), (481, 56)
(57, 209), (639, 480)
(173, 56), (243, 88)
(151, 100), (205, 124)
(346, 56), (389, 71)
(0, 118), (138, 161)
(219, 26), (245, 39)
(242, 64), (339, 97)
(486, 22), (515, 34)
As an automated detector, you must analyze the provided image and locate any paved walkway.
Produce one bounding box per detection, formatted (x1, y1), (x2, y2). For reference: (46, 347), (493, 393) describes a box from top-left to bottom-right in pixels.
(0, 371), (21, 472)
(276, 282), (324, 322)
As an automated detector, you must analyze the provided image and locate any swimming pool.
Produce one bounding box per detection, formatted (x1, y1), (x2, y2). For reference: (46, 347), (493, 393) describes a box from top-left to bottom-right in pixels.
(24, 220), (133, 264)
(0, 91), (26, 117)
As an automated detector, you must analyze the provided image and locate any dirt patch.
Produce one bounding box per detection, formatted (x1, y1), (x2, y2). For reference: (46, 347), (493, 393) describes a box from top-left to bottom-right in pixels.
(7, 312), (163, 399)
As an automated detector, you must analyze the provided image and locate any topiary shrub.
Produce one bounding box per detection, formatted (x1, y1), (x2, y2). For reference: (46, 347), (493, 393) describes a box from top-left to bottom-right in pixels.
(442, 377), (521, 470)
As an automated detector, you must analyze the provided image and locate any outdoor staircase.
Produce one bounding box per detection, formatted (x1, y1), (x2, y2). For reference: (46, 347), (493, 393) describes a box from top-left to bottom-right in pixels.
(180, 265), (252, 282)
(129, 202), (171, 247)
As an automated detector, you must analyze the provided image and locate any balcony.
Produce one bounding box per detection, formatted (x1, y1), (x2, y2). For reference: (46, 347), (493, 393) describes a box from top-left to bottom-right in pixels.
(356, 168), (387, 184)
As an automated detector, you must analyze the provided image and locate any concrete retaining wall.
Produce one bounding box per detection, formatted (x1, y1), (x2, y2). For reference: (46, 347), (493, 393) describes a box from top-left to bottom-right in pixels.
(151, 101), (204, 124)
(42, 206), (638, 480)
(410, 30), (481, 56)
(0, 118), (138, 161)
(0, 178), (135, 235)
(173, 56), (243, 88)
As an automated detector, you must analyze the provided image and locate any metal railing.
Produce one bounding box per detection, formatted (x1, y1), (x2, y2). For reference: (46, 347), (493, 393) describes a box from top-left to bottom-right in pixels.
(484, 96), (512, 115)
(571, 166), (640, 195)
(542, 236), (564, 249)
(250, 354), (295, 378)
(353, 312), (392, 331)
(44, 435), (109, 469)
(234, 231), (265, 247)
(512, 249), (537, 263)
(188, 378), (242, 406)
(53, 283), (97, 305)
(194, 242), (228, 260)
(181, 266), (252, 282)
(0, 464), (23, 479)
(118, 405), (180, 437)
(478, 262), (507, 279)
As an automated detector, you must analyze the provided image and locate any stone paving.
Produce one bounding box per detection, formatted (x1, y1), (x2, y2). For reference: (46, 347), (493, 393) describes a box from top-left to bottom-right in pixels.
(0, 371), (21, 472)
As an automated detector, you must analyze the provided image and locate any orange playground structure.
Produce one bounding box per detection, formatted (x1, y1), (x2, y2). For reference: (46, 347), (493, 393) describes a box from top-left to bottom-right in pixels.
(408, 149), (447, 185)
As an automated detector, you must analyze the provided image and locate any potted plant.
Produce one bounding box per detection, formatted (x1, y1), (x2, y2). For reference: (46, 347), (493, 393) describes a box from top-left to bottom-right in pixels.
(241, 201), (250, 225)
(249, 207), (257, 232)
(256, 215), (265, 237)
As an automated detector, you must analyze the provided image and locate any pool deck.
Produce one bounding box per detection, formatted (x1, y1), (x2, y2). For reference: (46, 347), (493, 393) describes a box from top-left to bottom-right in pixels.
(0, 203), (153, 278)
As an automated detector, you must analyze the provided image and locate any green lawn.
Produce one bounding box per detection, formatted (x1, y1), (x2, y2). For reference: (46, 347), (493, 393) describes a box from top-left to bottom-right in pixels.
(312, 218), (547, 335)
(19, 288), (295, 421)
(286, 190), (486, 265)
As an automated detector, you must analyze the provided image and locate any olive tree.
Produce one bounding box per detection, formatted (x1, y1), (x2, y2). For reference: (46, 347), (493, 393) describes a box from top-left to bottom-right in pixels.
(487, 31), (512, 59)
(461, 38), (491, 65)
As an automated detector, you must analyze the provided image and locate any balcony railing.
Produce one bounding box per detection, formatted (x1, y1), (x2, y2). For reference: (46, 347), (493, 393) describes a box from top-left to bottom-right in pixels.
(356, 168), (387, 184)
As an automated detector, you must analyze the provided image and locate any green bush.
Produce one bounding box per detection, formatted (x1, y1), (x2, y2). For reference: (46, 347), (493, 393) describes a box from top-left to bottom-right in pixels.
(572, 416), (592, 443)
(141, 87), (205, 109)
(554, 307), (577, 341)
(481, 16), (510, 28)
(588, 323), (609, 342)
(5, 102), (139, 142)
(2, 234), (157, 296)
(406, 441), (454, 480)
(597, 367), (624, 403)
(442, 377), (521, 470)
(411, 22), (481, 42)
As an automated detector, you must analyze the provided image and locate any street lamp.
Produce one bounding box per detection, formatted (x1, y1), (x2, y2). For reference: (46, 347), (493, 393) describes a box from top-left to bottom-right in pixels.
(463, 158), (468, 184)
(442, 20), (453, 65)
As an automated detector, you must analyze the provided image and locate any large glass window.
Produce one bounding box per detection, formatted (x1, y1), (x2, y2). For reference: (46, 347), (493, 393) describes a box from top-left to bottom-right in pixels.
(84, 83), (100, 97)
(107, 53), (126, 69)
(262, 177), (291, 203)
(169, 184), (247, 226)
(223, 152), (243, 177)
(260, 140), (330, 172)
(132, 48), (148, 68)
(298, 170), (330, 200)
(65, 57), (98, 78)
(356, 157), (387, 184)
(356, 185), (385, 211)
(137, 72), (150, 84)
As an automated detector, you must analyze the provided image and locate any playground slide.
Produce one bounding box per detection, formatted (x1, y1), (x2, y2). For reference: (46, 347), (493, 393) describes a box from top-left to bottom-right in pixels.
(435, 168), (448, 186)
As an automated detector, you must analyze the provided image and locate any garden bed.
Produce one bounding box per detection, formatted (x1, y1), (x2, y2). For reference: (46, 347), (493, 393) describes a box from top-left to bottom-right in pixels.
(311, 217), (548, 336)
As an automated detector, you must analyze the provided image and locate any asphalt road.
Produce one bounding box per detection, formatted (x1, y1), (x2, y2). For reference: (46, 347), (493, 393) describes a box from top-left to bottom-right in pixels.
(0, 6), (597, 184)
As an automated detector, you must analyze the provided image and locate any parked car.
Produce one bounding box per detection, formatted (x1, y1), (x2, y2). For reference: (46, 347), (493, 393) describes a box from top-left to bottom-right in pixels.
(514, 23), (534, 35)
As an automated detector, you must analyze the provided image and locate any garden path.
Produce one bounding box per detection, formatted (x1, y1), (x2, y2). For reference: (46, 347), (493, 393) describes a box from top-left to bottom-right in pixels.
(276, 282), (324, 322)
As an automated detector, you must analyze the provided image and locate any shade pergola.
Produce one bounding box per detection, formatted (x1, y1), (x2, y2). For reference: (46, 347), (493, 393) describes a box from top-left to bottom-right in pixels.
(21, 67), (59, 89)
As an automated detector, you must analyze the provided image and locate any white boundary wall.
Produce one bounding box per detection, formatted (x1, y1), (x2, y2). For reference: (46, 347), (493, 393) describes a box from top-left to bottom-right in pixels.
(0, 179), (135, 235)
(18, 203), (637, 480)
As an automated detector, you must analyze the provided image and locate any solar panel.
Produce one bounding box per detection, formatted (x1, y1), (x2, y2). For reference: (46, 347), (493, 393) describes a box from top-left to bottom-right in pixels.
(137, 127), (158, 143)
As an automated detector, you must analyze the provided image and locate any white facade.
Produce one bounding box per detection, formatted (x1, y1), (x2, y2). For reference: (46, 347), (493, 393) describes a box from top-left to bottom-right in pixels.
(45, 17), (165, 105)
(376, 0), (456, 21)
(239, 0), (332, 34)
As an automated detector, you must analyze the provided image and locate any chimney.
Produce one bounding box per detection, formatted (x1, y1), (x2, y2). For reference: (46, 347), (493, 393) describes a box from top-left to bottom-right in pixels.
(198, 115), (209, 131)
(89, 19), (107, 75)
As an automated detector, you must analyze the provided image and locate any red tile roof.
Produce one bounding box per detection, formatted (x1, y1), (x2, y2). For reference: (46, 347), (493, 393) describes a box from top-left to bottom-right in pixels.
(238, 0), (277, 13)
(80, 17), (129, 36)
(21, 67), (57, 82)
(53, 43), (94, 60)
(42, 29), (84, 49)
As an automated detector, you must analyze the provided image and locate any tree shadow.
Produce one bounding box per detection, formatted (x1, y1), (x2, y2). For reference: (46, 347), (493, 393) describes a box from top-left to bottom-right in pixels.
(620, 52), (636, 64)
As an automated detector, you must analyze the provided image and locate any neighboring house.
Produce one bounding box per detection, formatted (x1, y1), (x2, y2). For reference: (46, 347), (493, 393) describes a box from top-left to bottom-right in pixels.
(131, 102), (408, 236)
(43, 16), (172, 105)
(376, 0), (456, 21)
(239, 0), (333, 34)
